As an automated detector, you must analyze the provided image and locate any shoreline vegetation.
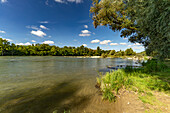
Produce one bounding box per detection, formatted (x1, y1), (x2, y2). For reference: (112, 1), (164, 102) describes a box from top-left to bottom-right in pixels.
(0, 38), (150, 61)
(1, 38), (142, 57)
(96, 59), (170, 112)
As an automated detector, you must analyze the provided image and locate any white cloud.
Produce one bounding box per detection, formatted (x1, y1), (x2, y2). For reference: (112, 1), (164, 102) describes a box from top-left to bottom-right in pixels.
(40, 25), (48, 30)
(128, 45), (132, 47)
(123, 37), (127, 40)
(81, 30), (91, 34)
(26, 25), (39, 30)
(133, 46), (144, 49)
(55, 0), (83, 4)
(0, 30), (6, 33)
(91, 39), (100, 43)
(31, 30), (46, 37)
(16, 42), (32, 46)
(79, 30), (91, 37)
(39, 21), (49, 24)
(79, 34), (91, 37)
(84, 25), (88, 28)
(67, 0), (82, 3)
(1, 0), (7, 3)
(100, 40), (111, 45)
(82, 44), (87, 47)
(110, 43), (119, 46)
(120, 43), (127, 45)
(5, 39), (12, 42)
(134, 43), (141, 46)
(43, 40), (54, 44)
(55, 0), (65, 3)
(2, 38), (12, 42)
(31, 40), (36, 43)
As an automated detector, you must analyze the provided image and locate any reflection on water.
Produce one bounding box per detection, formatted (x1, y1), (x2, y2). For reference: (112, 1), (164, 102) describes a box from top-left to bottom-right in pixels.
(0, 56), (137, 113)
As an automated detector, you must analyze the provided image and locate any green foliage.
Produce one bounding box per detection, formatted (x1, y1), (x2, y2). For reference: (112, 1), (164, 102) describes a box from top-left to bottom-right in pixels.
(142, 59), (168, 73)
(107, 48), (136, 57)
(127, 0), (170, 59)
(0, 39), (138, 57)
(109, 50), (116, 56)
(125, 48), (136, 56)
(101, 53), (108, 58)
(0, 38), (110, 56)
(97, 68), (169, 102)
(90, 0), (170, 59)
(102, 88), (115, 102)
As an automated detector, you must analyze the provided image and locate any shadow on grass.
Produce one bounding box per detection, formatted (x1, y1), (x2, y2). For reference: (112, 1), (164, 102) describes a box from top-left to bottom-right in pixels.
(0, 80), (90, 113)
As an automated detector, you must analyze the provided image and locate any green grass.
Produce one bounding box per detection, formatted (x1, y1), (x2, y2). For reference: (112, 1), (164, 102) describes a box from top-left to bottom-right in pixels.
(97, 60), (170, 103)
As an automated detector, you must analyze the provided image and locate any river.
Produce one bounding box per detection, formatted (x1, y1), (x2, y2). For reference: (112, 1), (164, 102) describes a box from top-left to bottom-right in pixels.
(0, 56), (137, 113)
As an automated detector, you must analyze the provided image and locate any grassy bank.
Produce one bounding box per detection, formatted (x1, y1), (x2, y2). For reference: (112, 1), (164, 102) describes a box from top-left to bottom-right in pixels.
(97, 59), (170, 112)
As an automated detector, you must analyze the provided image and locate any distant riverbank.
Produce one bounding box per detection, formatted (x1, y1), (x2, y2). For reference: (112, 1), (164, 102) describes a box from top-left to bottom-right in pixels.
(64, 55), (152, 61)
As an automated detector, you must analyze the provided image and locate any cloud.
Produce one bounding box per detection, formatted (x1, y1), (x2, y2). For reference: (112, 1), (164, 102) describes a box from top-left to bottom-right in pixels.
(84, 25), (88, 28)
(120, 43), (127, 45)
(2, 38), (12, 42)
(0, 30), (6, 33)
(123, 37), (127, 40)
(55, 0), (83, 4)
(81, 30), (91, 34)
(133, 46), (144, 49)
(134, 43), (141, 46)
(128, 45), (132, 47)
(79, 34), (91, 37)
(26, 25), (39, 30)
(100, 40), (111, 45)
(110, 43), (119, 46)
(79, 30), (91, 37)
(43, 40), (54, 44)
(31, 30), (47, 37)
(16, 42), (32, 46)
(39, 21), (49, 24)
(40, 25), (48, 30)
(5, 39), (12, 42)
(55, 0), (65, 3)
(67, 0), (82, 3)
(91, 39), (100, 43)
(82, 44), (87, 47)
(31, 40), (36, 43)
(1, 0), (7, 3)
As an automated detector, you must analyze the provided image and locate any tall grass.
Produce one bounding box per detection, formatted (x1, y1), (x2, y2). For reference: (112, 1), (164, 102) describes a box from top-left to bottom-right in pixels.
(97, 68), (169, 102)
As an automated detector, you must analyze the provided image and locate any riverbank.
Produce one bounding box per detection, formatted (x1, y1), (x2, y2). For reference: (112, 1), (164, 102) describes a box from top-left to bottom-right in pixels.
(64, 55), (151, 60)
(96, 59), (170, 112)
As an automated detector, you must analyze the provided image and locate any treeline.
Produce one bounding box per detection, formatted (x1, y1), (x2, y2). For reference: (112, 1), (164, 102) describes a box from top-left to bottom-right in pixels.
(101, 48), (136, 58)
(0, 38), (136, 56)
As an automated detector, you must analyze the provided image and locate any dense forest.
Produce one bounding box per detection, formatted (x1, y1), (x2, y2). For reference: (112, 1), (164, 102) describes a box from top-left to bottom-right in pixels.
(0, 38), (136, 56)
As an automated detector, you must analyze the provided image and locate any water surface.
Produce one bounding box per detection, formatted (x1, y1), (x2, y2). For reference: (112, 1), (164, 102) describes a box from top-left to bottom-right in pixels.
(0, 56), (137, 113)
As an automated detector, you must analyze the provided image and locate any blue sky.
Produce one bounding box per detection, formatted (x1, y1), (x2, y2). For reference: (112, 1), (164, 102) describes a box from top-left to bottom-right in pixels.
(0, 0), (144, 52)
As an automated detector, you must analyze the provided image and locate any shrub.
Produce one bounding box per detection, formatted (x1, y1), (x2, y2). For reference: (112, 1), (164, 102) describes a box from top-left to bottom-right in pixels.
(143, 59), (168, 73)
(97, 69), (169, 102)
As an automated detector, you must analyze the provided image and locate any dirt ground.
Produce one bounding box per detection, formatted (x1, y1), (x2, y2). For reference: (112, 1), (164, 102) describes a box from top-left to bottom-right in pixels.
(69, 89), (170, 113)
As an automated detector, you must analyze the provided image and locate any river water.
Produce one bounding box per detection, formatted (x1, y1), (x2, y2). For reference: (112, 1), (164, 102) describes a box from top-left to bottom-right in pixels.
(0, 56), (137, 113)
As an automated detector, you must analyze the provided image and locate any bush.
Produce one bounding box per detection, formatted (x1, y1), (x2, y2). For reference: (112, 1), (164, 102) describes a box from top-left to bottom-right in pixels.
(97, 69), (169, 102)
(142, 59), (168, 73)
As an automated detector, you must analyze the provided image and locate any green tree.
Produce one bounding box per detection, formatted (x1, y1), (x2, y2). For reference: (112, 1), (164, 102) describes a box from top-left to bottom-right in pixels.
(90, 0), (170, 59)
(109, 50), (116, 56)
(0, 38), (10, 56)
(125, 48), (135, 56)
